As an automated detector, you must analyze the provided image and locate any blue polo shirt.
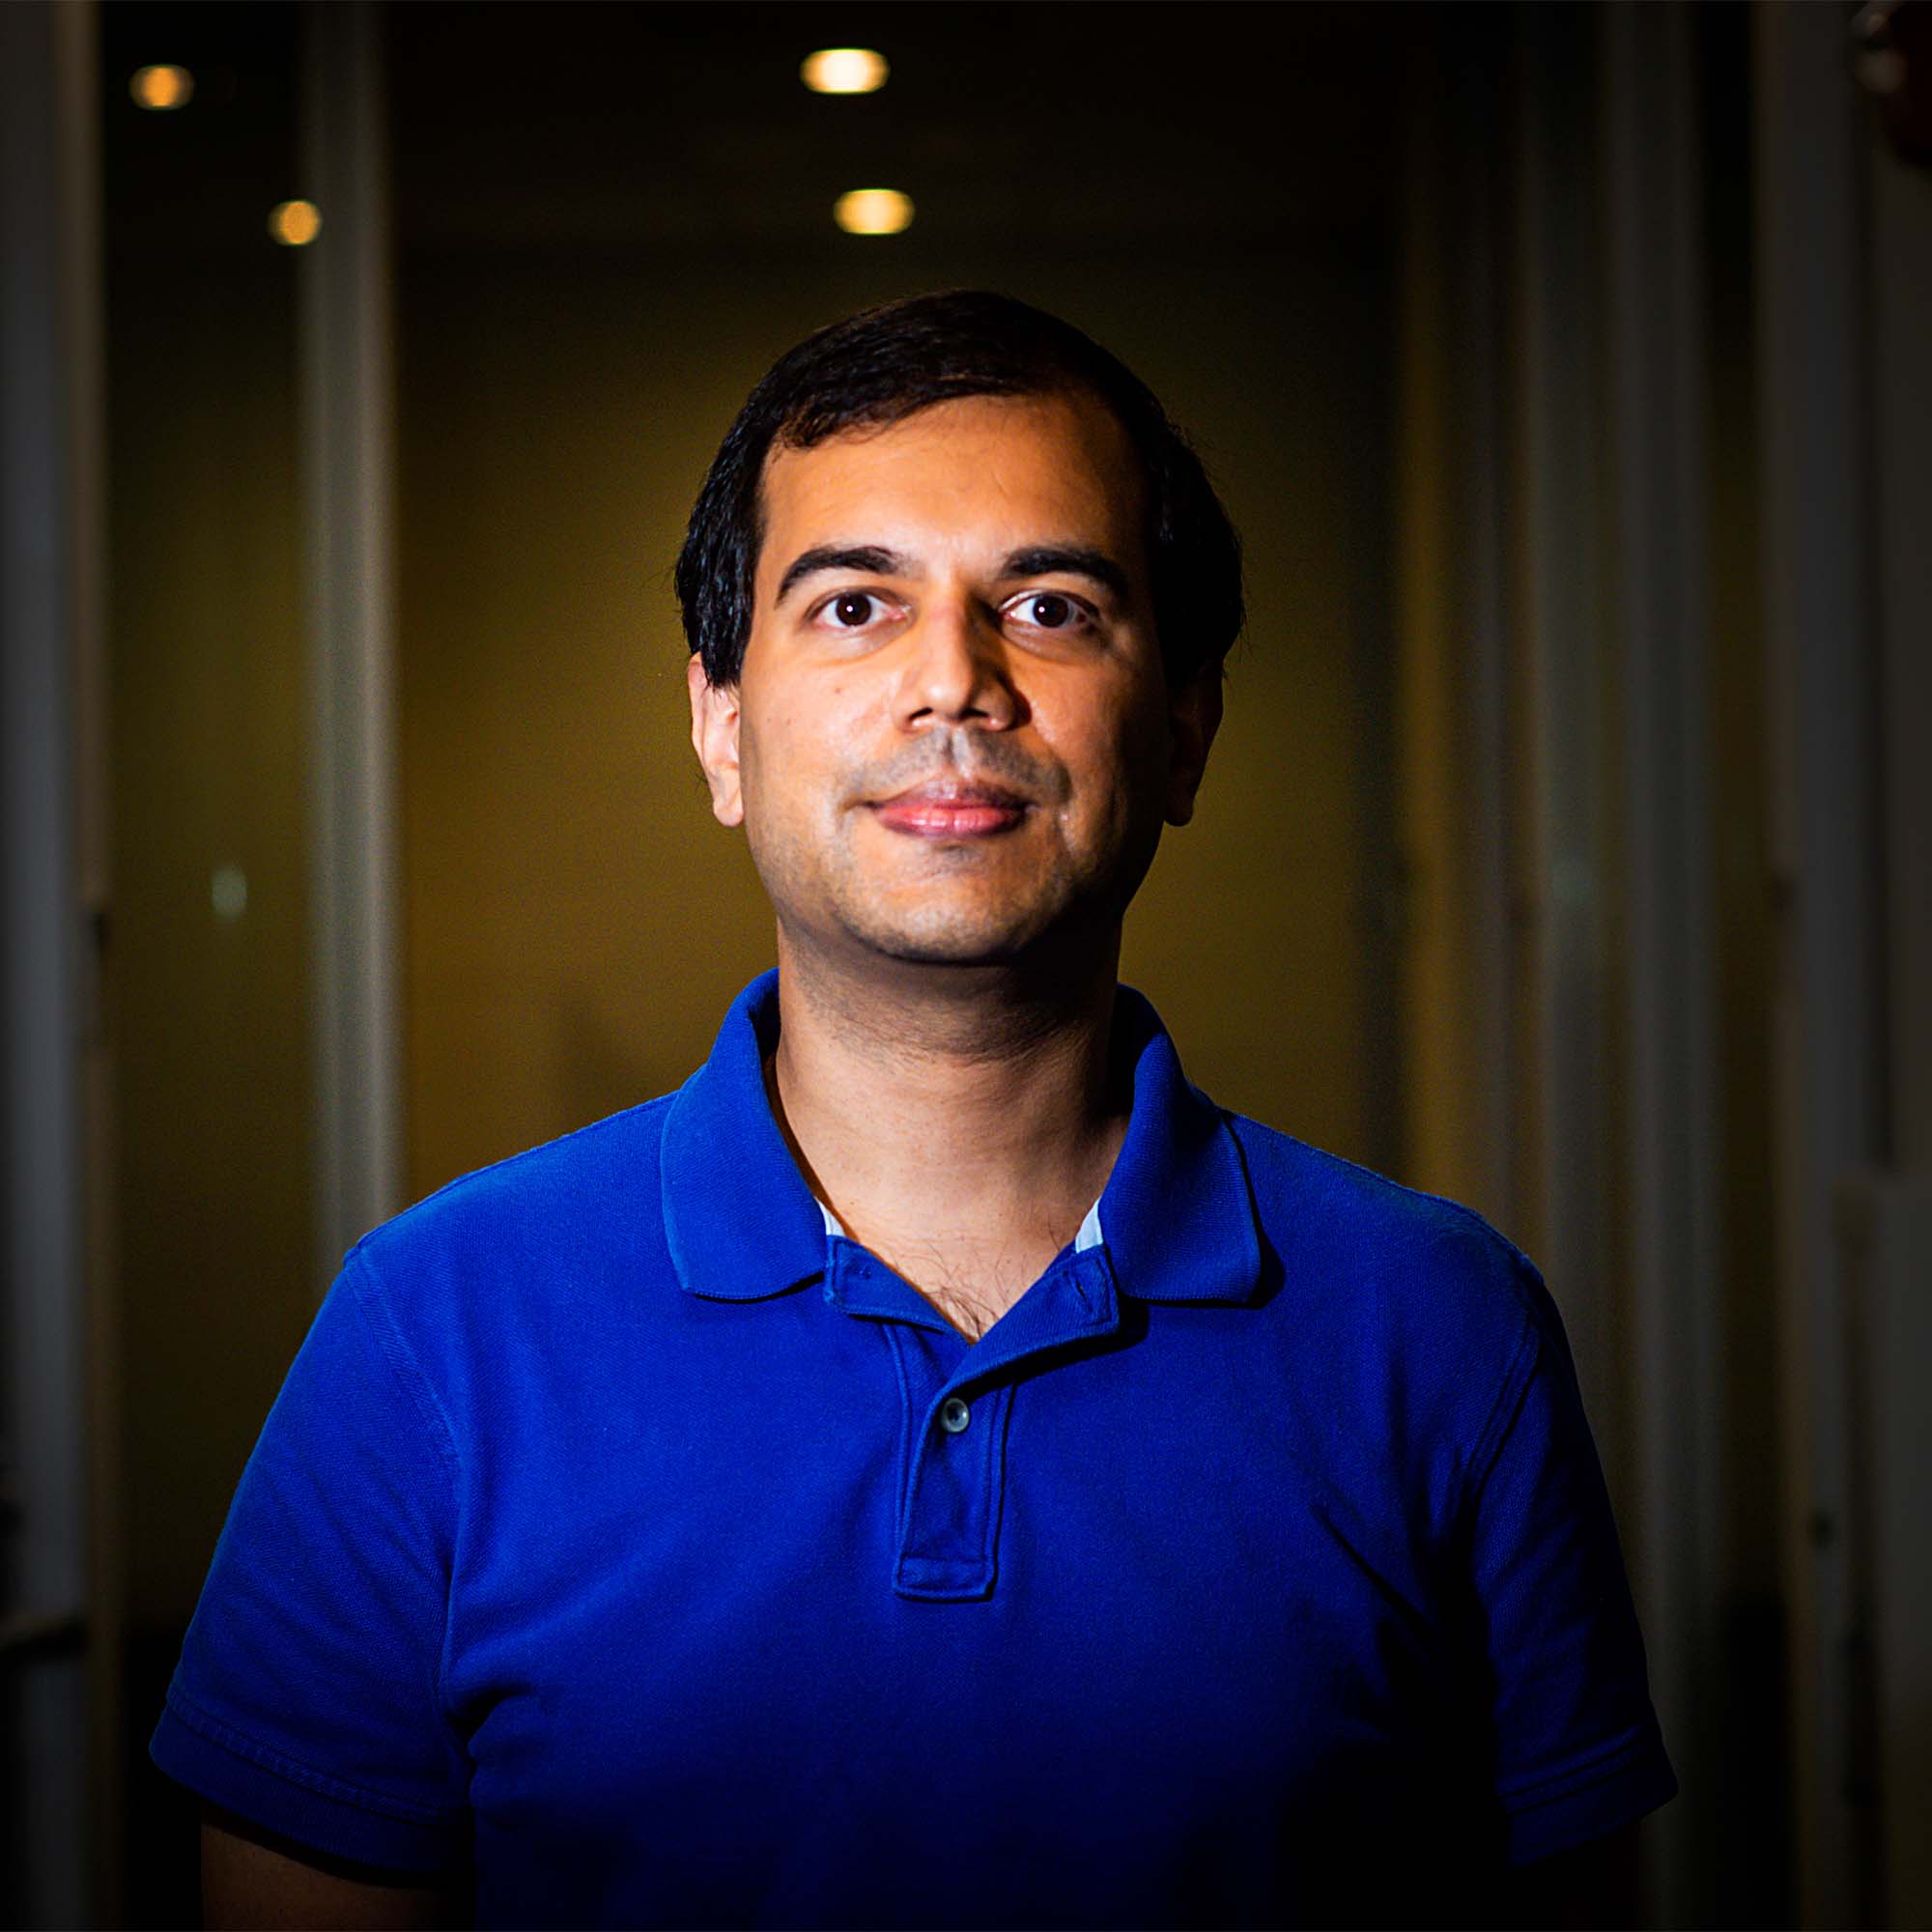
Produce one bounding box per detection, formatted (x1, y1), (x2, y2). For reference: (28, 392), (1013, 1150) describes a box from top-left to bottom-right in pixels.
(152, 971), (1675, 1927)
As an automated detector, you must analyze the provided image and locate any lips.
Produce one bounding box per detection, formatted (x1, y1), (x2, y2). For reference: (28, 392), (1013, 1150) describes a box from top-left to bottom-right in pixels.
(868, 781), (1031, 838)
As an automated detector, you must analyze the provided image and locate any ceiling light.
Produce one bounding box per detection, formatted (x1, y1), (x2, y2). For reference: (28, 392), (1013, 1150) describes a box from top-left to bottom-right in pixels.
(834, 188), (914, 236)
(268, 200), (323, 246)
(802, 48), (889, 95)
(130, 65), (194, 110)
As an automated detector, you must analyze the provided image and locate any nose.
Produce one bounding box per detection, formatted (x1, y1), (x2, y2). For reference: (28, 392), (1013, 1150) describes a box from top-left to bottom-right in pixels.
(894, 594), (1022, 732)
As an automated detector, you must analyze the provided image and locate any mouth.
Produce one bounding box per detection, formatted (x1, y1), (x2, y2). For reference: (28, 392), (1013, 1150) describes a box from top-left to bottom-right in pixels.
(867, 780), (1032, 839)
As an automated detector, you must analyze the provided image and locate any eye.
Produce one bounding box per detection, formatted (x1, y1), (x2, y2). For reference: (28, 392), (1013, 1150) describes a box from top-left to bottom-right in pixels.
(1006, 591), (1090, 633)
(823, 590), (882, 629)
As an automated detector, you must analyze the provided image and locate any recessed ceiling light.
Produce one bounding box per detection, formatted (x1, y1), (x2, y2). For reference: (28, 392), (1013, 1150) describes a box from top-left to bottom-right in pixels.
(130, 65), (194, 110)
(802, 48), (889, 95)
(833, 188), (914, 236)
(268, 200), (323, 246)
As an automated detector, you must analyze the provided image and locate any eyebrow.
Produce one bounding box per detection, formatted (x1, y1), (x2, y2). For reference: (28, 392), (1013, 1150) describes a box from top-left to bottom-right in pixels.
(998, 546), (1130, 601)
(773, 542), (1131, 606)
(775, 546), (910, 604)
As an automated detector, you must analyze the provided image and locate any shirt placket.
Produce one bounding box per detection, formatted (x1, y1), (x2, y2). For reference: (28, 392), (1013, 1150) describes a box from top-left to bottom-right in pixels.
(823, 1238), (1121, 1601)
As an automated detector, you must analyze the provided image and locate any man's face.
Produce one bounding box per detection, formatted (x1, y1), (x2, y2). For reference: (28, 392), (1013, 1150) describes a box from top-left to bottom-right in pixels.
(688, 389), (1220, 972)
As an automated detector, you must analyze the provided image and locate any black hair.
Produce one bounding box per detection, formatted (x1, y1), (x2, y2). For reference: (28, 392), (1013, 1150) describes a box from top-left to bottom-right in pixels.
(674, 290), (1244, 688)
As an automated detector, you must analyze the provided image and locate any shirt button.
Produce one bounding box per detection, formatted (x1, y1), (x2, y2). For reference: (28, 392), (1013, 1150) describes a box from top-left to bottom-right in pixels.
(939, 1397), (971, 1435)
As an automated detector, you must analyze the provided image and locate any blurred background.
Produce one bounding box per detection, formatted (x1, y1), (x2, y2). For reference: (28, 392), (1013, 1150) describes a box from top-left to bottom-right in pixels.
(3, 0), (1928, 1925)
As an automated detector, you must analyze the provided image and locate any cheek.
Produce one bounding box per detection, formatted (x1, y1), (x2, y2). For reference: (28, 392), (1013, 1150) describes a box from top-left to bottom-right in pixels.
(738, 682), (862, 826)
(1037, 686), (1170, 816)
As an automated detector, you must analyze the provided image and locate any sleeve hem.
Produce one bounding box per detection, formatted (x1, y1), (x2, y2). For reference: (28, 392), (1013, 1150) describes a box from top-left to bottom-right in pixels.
(1500, 1723), (1679, 1865)
(152, 1694), (466, 1875)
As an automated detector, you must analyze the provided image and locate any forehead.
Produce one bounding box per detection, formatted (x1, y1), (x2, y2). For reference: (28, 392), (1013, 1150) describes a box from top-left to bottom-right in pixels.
(755, 390), (1146, 579)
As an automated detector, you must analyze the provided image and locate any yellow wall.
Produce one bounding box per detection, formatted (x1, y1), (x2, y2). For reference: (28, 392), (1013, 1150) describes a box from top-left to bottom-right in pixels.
(397, 243), (1392, 1203)
(108, 254), (315, 1628)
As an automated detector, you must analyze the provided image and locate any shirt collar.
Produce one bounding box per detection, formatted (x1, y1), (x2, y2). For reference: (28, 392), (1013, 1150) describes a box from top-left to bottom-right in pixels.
(661, 969), (1261, 1309)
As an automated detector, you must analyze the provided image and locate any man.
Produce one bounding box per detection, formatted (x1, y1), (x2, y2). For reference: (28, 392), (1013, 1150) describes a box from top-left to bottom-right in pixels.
(156, 291), (1676, 1929)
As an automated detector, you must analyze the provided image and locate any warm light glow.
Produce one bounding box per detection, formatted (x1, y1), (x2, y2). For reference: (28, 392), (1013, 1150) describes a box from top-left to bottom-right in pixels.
(801, 47), (889, 95)
(130, 64), (194, 110)
(834, 188), (914, 236)
(268, 200), (323, 246)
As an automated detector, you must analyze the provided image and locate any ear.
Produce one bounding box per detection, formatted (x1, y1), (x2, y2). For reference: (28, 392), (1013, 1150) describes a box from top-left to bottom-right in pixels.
(688, 653), (745, 828)
(1163, 663), (1224, 826)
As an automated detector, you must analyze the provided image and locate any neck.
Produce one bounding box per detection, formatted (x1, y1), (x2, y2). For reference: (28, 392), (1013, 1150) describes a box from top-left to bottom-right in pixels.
(763, 926), (1132, 1321)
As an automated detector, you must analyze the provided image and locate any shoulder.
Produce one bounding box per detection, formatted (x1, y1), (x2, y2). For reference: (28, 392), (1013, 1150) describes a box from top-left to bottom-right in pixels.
(1222, 1109), (1555, 1424)
(1228, 1109), (1541, 1282)
(1236, 1105), (1538, 1267)
(347, 1094), (680, 1322)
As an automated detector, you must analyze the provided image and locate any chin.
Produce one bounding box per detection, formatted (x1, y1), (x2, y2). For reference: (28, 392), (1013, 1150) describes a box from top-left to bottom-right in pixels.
(820, 881), (1055, 962)
(846, 917), (1039, 967)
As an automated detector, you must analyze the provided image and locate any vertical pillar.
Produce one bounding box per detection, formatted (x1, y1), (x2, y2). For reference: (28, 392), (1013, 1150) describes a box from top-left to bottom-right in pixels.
(1599, 7), (1724, 1923)
(1752, 4), (1887, 1924)
(299, 0), (404, 1289)
(1393, 10), (1520, 1233)
(0, 0), (109, 1921)
(1847, 46), (1932, 1932)
(1505, 0), (1621, 1470)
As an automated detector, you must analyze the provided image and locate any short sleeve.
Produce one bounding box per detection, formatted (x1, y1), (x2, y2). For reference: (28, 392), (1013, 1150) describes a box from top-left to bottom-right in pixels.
(149, 1249), (470, 1872)
(1463, 1263), (1678, 1864)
